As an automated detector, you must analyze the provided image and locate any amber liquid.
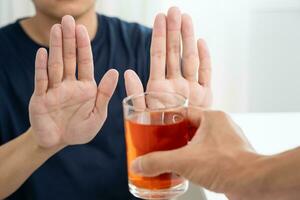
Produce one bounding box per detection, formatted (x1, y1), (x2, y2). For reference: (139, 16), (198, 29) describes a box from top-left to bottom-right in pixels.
(125, 111), (197, 190)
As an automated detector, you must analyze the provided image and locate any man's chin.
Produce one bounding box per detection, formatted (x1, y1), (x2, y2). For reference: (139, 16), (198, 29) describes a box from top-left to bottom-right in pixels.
(44, 10), (91, 22)
(48, 9), (84, 19)
(41, 3), (95, 20)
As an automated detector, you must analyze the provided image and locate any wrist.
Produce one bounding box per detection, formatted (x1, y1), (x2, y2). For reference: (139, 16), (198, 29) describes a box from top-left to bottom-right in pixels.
(25, 128), (65, 156)
(225, 151), (269, 200)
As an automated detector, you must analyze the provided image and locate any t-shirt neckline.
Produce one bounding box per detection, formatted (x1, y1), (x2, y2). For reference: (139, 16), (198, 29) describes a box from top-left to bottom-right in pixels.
(15, 14), (105, 49)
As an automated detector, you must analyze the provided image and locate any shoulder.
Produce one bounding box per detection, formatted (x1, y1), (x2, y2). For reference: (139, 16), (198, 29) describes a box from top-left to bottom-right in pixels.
(0, 23), (13, 70)
(0, 20), (20, 45)
(0, 21), (23, 60)
(0, 20), (32, 83)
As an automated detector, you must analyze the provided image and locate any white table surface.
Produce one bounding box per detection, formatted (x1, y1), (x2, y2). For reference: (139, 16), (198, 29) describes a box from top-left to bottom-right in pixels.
(204, 113), (300, 200)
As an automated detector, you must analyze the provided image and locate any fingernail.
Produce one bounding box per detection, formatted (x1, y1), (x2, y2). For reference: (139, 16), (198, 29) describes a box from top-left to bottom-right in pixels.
(200, 39), (208, 49)
(62, 15), (74, 23)
(131, 157), (143, 174)
(51, 24), (61, 37)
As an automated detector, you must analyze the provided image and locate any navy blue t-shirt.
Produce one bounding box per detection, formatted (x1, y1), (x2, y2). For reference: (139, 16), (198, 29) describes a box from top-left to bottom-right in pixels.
(0, 14), (151, 200)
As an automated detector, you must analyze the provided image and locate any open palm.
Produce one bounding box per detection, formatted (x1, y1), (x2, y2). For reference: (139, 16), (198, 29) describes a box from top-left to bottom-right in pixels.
(29, 16), (118, 149)
(125, 7), (212, 107)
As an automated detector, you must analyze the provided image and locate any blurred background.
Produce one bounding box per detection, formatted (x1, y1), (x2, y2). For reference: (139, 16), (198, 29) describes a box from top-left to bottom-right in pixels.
(1, 0), (300, 112)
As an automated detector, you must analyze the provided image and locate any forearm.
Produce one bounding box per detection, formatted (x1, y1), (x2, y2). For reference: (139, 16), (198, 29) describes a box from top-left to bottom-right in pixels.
(0, 128), (62, 199)
(229, 147), (300, 200)
(261, 147), (300, 199)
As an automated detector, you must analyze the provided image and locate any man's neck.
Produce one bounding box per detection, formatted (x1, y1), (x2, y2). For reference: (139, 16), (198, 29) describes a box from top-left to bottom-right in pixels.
(20, 8), (97, 46)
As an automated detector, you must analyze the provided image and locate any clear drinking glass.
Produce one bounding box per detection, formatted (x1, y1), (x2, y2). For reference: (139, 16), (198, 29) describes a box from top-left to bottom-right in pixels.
(123, 92), (194, 200)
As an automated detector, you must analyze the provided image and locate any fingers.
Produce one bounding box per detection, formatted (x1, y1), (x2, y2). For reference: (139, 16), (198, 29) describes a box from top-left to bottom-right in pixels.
(124, 70), (144, 96)
(131, 148), (187, 177)
(124, 70), (146, 109)
(187, 106), (204, 127)
(166, 7), (182, 78)
(187, 106), (205, 142)
(50, 15), (94, 82)
(198, 39), (211, 87)
(149, 14), (167, 80)
(34, 48), (48, 96)
(94, 69), (119, 118)
(182, 14), (199, 82)
(48, 24), (63, 88)
(150, 7), (202, 82)
(61, 15), (76, 80)
(76, 25), (94, 81)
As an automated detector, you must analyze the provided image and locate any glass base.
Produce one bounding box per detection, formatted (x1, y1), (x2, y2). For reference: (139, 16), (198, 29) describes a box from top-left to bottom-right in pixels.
(129, 180), (189, 200)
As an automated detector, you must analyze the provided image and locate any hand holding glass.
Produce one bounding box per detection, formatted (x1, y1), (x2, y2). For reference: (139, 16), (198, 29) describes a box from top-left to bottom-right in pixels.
(123, 92), (197, 200)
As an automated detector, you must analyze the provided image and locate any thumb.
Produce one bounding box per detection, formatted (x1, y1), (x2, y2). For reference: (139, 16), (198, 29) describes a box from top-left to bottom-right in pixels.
(130, 148), (187, 177)
(94, 69), (119, 117)
(124, 69), (146, 109)
(124, 69), (144, 96)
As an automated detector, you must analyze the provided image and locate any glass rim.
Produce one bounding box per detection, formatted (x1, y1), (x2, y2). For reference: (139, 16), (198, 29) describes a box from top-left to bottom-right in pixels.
(122, 91), (188, 112)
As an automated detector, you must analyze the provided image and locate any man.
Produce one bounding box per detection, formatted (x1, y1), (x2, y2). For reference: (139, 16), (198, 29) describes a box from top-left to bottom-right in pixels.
(0, 0), (212, 199)
(131, 110), (300, 200)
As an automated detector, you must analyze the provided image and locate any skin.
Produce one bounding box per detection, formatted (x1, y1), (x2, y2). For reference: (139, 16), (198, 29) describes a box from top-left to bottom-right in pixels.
(130, 110), (300, 200)
(124, 7), (212, 108)
(28, 19), (118, 148)
(21, 0), (97, 45)
(32, 0), (96, 20)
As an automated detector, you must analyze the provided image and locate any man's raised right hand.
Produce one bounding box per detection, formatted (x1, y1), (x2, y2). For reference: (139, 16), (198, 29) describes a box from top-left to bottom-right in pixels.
(29, 15), (118, 149)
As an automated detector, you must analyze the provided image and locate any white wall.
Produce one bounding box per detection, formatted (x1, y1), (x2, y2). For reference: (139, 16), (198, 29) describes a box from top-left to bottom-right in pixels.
(0, 0), (34, 26)
(248, 0), (300, 112)
(1, 0), (300, 112)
